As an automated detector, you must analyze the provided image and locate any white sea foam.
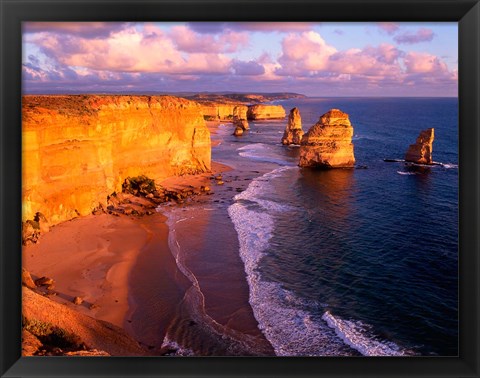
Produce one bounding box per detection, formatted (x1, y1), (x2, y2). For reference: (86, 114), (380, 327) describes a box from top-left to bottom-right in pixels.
(442, 163), (458, 169)
(322, 311), (411, 356)
(160, 337), (195, 356)
(397, 171), (418, 175)
(228, 166), (354, 356)
(237, 143), (295, 166)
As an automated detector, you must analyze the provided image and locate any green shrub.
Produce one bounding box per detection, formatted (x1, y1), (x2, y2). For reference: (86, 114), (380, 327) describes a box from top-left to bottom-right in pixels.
(23, 317), (84, 350)
(122, 175), (156, 196)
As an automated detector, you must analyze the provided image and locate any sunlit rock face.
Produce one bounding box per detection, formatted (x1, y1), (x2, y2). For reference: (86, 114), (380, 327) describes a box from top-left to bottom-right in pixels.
(405, 128), (434, 164)
(200, 103), (243, 121)
(22, 95), (211, 225)
(281, 107), (304, 145)
(299, 109), (355, 169)
(233, 106), (249, 130)
(246, 104), (286, 120)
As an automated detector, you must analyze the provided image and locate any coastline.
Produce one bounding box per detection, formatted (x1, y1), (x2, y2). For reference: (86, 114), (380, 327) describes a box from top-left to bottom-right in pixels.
(22, 150), (274, 355)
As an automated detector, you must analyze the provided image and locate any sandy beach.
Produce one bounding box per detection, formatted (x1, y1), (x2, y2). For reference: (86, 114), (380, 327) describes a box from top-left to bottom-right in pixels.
(22, 152), (273, 355)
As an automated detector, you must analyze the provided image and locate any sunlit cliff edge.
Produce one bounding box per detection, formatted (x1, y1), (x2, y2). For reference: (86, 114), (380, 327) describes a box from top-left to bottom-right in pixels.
(22, 95), (211, 225)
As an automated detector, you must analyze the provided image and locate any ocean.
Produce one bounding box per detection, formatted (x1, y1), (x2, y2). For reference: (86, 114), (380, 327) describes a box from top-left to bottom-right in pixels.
(164, 97), (458, 357)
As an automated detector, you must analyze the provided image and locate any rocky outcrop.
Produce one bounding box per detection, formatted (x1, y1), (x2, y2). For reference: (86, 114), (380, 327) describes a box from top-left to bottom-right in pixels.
(233, 105), (249, 131)
(22, 95), (211, 226)
(22, 268), (36, 289)
(405, 128), (434, 164)
(281, 107), (304, 145)
(22, 287), (146, 356)
(247, 104), (286, 120)
(299, 109), (355, 169)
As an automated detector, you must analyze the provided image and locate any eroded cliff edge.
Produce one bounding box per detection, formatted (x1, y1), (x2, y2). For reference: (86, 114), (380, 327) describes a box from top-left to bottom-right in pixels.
(22, 95), (211, 225)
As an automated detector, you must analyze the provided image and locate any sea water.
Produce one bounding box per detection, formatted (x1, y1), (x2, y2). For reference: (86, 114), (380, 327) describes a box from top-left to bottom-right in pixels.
(222, 97), (458, 356)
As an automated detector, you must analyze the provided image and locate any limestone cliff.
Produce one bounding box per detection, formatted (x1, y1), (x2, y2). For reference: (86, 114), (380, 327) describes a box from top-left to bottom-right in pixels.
(23, 95), (211, 225)
(405, 128), (434, 164)
(200, 103), (243, 121)
(247, 104), (286, 120)
(282, 107), (304, 145)
(299, 109), (355, 169)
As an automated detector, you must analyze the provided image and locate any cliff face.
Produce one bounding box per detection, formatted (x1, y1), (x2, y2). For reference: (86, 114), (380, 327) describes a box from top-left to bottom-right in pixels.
(405, 128), (434, 164)
(247, 105), (286, 120)
(200, 103), (242, 120)
(23, 95), (211, 225)
(282, 107), (304, 145)
(299, 109), (355, 169)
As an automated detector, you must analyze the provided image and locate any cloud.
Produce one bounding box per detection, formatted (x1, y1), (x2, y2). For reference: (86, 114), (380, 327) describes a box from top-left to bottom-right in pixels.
(377, 23), (400, 35)
(30, 25), (233, 74)
(272, 31), (455, 94)
(170, 25), (248, 53)
(276, 31), (337, 76)
(394, 28), (434, 44)
(232, 60), (265, 75)
(275, 31), (403, 79)
(328, 44), (403, 76)
(23, 22), (457, 97)
(403, 51), (448, 73)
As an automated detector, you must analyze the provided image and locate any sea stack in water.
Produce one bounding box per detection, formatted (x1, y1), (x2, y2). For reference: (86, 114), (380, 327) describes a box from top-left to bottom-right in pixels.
(232, 105), (249, 131)
(405, 128), (434, 164)
(233, 126), (244, 136)
(281, 107), (304, 145)
(299, 109), (355, 169)
(247, 104), (286, 120)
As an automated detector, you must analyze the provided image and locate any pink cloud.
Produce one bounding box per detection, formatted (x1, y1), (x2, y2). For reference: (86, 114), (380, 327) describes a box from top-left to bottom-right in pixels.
(276, 31), (337, 75)
(377, 23), (400, 35)
(272, 31), (455, 92)
(170, 25), (248, 53)
(328, 44), (403, 76)
(31, 26), (233, 74)
(276, 32), (403, 79)
(394, 28), (434, 44)
(403, 51), (448, 73)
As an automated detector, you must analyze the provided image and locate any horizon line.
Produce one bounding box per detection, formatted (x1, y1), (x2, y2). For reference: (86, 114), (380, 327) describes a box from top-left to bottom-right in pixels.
(21, 92), (458, 99)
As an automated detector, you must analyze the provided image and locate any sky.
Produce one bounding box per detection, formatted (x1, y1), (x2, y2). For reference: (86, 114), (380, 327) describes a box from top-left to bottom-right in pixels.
(22, 22), (458, 97)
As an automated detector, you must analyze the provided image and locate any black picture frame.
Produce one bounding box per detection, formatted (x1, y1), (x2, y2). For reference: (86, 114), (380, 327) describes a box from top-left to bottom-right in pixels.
(1, 0), (479, 377)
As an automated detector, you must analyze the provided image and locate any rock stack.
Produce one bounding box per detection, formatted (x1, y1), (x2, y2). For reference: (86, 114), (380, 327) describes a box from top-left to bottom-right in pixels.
(299, 109), (355, 169)
(405, 128), (434, 164)
(281, 107), (304, 145)
(246, 104), (286, 120)
(232, 105), (249, 135)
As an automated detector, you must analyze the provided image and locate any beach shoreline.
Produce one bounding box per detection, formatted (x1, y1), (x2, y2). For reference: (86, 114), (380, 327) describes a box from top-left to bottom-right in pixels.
(22, 148), (273, 355)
